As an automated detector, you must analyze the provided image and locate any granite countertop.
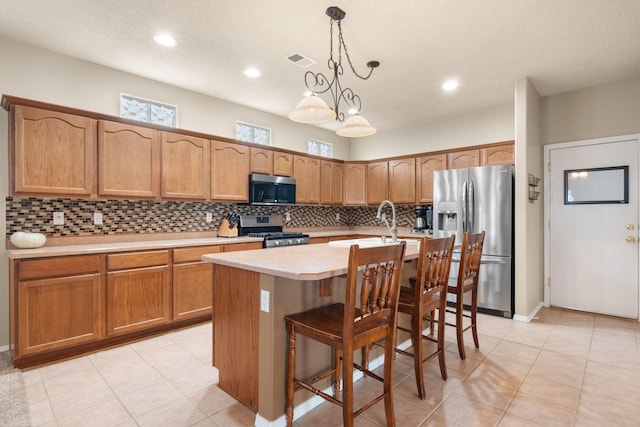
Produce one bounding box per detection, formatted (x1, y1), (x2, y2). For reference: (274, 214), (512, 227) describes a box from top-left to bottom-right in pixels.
(6, 227), (430, 260)
(201, 239), (421, 281)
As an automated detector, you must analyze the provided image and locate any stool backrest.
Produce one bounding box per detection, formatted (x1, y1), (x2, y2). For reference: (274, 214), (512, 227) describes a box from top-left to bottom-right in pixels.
(458, 231), (485, 288)
(416, 236), (456, 303)
(344, 242), (406, 338)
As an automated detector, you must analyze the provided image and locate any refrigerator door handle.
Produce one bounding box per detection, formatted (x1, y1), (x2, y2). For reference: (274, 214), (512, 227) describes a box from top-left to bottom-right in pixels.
(469, 179), (475, 232)
(462, 179), (468, 233)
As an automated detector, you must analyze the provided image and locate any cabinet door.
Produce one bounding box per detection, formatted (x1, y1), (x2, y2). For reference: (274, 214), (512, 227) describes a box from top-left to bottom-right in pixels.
(388, 158), (416, 204)
(173, 262), (213, 320)
(293, 155), (309, 203)
(367, 161), (389, 205)
(98, 121), (160, 198)
(331, 162), (344, 205)
(273, 152), (293, 177)
(447, 148), (480, 169)
(321, 161), (344, 205)
(344, 162), (367, 206)
(250, 147), (273, 175)
(13, 106), (96, 196)
(416, 154), (446, 203)
(211, 140), (250, 201)
(306, 157), (321, 204)
(17, 273), (101, 356)
(481, 142), (514, 166)
(161, 132), (210, 200)
(107, 265), (171, 336)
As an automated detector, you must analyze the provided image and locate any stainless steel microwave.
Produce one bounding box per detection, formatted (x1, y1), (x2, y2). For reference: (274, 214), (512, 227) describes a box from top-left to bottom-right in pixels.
(248, 173), (296, 205)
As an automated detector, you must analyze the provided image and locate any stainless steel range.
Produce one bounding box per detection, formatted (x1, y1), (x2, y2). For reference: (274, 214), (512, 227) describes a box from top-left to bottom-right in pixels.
(238, 214), (309, 248)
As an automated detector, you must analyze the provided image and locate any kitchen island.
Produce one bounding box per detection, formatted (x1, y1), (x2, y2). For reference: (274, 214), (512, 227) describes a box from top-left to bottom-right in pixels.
(202, 240), (420, 425)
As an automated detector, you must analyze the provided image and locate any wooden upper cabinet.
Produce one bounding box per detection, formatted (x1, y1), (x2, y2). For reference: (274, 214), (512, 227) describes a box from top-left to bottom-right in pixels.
(447, 148), (481, 169)
(12, 106), (97, 196)
(344, 162), (367, 206)
(416, 154), (446, 204)
(388, 158), (416, 204)
(250, 147), (273, 175)
(293, 155), (321, 204)
(211, 140), (250, 201)
(367, 161), (389, 205)
(481, 142), (514, 166)
(98, 121), (160, 198)
(320, 160), (343, 205)
(273, 152), (293, 177)
(161, 132), (210, 200)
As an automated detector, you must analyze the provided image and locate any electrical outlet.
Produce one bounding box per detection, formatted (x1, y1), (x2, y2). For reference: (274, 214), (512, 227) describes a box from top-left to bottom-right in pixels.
(53, 212), (64, 225)
(260, 290), (270, 313)
(380, 212), (386, 221)
(93, 212), (103, 225)
(336, 213), (340, 221)
(206, 212), (213, 223)
(285, 212), (291, 221)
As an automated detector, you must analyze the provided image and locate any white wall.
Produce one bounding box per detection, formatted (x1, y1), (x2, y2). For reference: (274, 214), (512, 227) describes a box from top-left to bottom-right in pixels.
(541, 76), (640, 145)
(514, 77), (544, 320)
(0, 37), (350, 158)
(350, 102), (515, 160)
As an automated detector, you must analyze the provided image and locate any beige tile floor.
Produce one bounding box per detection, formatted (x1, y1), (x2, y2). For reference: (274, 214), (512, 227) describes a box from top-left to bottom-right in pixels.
(22, 307), (640, 426)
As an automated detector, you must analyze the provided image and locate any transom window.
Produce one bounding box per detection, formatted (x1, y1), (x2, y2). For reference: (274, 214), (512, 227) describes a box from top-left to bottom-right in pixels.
(236, 121), (271, 145)
(308, 139), (333, 158)
(120, 94), (177, 127)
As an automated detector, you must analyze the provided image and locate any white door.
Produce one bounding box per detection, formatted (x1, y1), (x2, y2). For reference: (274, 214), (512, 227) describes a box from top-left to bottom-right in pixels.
(548, 137), (639, 319)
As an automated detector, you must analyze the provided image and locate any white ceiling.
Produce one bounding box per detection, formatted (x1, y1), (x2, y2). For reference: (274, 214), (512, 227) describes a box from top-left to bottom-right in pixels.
(1, 0), (639, 134)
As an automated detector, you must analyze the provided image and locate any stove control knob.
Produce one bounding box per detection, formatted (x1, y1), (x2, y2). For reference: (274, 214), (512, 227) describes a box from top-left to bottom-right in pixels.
(287, 239), (293, 245)
(274, 240), (281, 246)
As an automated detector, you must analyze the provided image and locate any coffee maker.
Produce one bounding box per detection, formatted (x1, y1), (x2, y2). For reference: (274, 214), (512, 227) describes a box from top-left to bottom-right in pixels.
(413, 205), (433, 233)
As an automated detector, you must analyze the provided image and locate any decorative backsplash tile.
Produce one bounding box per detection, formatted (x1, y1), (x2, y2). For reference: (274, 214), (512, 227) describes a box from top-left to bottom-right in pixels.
(5, 197), (421, 237)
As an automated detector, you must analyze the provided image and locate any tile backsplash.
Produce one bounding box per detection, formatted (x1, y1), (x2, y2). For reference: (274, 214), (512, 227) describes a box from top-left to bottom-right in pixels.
(6, 197), (420, 237)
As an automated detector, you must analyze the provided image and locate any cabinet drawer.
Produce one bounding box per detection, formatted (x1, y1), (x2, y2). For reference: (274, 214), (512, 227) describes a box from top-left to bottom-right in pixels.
(173, 245), (222, 263)
(17, 255), (100, 281)
(107, 250), (169, 271)
(223, 242), (263, 252)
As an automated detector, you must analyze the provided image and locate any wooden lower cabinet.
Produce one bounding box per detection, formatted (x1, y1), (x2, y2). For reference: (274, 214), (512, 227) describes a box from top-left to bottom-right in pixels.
(106, 251), (171, 336)
(13, 255), (102, 359)
(172, 245), (222, 320)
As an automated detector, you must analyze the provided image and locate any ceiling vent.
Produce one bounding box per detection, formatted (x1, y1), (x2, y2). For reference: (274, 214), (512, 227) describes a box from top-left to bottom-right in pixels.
(286, 52), (316, 68)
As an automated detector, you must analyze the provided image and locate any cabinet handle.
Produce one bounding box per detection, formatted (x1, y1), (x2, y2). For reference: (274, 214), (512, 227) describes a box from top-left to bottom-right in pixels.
(626, 236), (636, 243)
(626, 224), (635, 230)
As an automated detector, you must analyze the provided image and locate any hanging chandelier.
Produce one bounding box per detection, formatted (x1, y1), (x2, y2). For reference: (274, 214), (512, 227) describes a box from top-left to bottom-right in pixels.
(288, 6), (379, 138)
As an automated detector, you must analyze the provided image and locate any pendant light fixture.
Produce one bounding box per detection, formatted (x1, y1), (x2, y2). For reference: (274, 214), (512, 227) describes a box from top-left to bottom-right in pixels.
(288, 6), (379, 137)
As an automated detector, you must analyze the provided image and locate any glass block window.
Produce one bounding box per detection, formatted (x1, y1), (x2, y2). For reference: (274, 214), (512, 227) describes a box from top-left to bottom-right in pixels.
(120, 94), (177, 127)
(236, 121), (271, 145)
(308, 139), (333, 158)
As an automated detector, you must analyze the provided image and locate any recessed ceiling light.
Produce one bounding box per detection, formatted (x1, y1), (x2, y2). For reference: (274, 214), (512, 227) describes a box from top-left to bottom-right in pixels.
(442, 79), (459, 92)
(154, 33), (176, 47)
(244, 68), (261, 78)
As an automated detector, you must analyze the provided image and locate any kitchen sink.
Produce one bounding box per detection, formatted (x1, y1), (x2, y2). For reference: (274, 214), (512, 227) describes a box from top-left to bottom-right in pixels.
(327, 237), (420, 248)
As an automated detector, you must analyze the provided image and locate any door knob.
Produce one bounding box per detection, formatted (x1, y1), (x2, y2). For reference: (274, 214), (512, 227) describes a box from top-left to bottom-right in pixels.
(626, 224), (635, 230)
(626, 236), (636, 243)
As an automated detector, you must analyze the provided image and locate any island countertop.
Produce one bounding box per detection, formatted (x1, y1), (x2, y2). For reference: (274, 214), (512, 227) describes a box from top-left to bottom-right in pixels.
(201, 238), (421, 281)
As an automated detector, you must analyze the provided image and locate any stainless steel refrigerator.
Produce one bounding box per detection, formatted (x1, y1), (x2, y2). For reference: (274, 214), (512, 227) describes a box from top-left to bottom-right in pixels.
(433, 164), (514, 318)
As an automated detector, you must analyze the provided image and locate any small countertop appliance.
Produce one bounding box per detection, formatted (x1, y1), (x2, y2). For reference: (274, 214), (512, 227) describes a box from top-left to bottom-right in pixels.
(412, 205), (433, 234)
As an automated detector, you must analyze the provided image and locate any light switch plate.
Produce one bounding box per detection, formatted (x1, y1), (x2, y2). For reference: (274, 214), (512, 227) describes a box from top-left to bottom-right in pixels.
(284, 212), (291, 221)
(206, 212), (213, 223)
(53, 212), (64, 225)
(260, 290), (270, 313)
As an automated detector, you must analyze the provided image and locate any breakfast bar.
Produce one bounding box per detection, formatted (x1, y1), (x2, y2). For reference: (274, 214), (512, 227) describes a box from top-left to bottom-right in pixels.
(202, 240), (420, 424)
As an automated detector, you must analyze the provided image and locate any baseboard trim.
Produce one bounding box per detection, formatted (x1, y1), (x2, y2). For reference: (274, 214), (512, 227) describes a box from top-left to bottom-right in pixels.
(513, 302), (544, 323)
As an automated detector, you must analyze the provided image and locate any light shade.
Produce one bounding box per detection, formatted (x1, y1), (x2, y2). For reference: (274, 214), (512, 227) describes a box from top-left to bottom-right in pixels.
(336, 114), (377, 138)
(288, 95), (336, 123)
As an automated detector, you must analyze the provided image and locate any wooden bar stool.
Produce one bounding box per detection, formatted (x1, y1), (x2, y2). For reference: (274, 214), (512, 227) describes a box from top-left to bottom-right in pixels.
(395, 236), (455, 399)
(285, 242), (407, 427)
(446, 231), (485, 360)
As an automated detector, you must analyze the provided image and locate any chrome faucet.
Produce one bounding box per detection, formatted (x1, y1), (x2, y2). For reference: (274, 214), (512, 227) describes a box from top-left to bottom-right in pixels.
(376, 200), (397, 242)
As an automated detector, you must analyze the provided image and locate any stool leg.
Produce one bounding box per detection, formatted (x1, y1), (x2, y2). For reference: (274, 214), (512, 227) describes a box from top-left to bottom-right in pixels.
(286, 324), (296, 427)
(412, 312), (426, 400)
(342, 345), (354, 427)
(436, 304), (448, 380)
(383, 334), (396, 427)
(471, 287), (479, 349)
(455, 295), (466, 360)
(333, 348), (342, 398)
